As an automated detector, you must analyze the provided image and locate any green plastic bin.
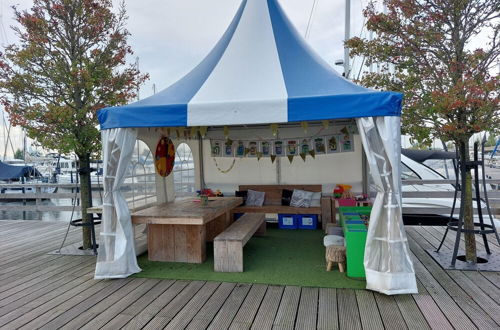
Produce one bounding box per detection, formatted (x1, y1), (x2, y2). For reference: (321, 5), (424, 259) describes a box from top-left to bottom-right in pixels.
(338, 206), (371, 278)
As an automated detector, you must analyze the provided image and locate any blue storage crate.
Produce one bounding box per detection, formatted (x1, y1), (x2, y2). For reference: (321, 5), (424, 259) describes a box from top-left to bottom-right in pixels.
(278, 214), (297, 229)
(297, 214), (318, 229)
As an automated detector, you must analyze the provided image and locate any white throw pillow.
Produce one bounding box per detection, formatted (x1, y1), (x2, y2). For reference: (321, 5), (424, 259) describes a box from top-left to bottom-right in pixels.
(246, 189), (265, 206)
(290, 189), (314, 208)
(310, 192), (322, 207)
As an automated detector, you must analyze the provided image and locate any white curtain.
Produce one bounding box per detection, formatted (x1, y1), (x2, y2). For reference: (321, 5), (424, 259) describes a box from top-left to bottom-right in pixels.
(356, 116), (417, 295)
(94, 128), (141, 279)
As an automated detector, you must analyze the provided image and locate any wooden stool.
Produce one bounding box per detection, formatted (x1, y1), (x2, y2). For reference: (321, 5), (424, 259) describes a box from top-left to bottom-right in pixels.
(325, 245), (346, 272)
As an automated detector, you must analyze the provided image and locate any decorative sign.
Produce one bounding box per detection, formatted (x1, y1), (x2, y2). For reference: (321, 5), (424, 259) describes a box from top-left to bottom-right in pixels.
(209, 126), (355, 162)
(286, 140), (298, 156)
(155, 136), (175, 177)
(314, 137), (326, 154)
(261, 141), (272, 156)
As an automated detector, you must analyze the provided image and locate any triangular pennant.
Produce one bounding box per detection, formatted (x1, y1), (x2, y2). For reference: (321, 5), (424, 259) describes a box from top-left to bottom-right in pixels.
(190, 126), (198, 138)
(301, 121), (308, 133)
(270, 123), (279, 137)
(287, 155), (294, 164)
(257, 152), (262, 161)
(166, 127), (171, 136)
(300, 153), (306, 161)
(340, 126), (349, 136)
(244, 148), (250, 156)
(270, 155), (277, 163)
(224, 126), (230, 139)
(309, 150), (316, 159)
(322, 120), (330, 129)
(199, 126), (208, 138)
(175, 128), (181, 139)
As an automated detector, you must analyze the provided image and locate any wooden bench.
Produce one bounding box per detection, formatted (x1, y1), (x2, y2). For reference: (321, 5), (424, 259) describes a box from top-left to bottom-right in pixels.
(232, 185), (334, 228)
(214, 213), (266, 272)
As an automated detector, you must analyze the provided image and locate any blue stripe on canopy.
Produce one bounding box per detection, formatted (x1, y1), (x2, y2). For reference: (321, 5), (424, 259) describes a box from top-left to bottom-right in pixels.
(97, 0), (247, 129)
(267, 0), (402, 121)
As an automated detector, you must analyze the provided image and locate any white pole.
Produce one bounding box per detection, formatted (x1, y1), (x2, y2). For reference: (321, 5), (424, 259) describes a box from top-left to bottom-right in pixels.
(344, 0), (351, 78)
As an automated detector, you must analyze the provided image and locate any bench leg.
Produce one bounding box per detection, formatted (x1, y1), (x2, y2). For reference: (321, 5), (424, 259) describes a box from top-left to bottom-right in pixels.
(254, 220), (266, 236)
(214, 240), (243, 272)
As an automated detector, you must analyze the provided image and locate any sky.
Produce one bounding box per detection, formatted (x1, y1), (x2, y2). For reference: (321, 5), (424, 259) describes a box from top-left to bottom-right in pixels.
(0, 0), (367, 99)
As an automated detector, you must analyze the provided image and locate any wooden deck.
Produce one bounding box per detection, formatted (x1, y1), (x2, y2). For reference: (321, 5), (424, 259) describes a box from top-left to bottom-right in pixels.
(1, 220), (500, 329)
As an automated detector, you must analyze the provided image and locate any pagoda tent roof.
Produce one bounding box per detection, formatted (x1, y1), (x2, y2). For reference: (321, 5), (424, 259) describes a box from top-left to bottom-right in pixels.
(98, 0), (402, 130)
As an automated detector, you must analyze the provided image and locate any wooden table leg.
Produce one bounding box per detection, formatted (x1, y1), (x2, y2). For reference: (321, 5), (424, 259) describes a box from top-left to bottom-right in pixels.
(148, 224), (206, 263)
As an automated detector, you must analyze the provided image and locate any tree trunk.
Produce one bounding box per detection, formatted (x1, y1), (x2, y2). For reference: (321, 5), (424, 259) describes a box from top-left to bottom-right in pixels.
(78, 154), (93, 250)
(459, 140), (477, 262)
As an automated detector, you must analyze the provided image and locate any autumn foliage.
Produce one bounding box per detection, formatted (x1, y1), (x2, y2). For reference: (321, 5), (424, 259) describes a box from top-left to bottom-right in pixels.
(0, 0), (148, 157)
(346, 0), (500, 262)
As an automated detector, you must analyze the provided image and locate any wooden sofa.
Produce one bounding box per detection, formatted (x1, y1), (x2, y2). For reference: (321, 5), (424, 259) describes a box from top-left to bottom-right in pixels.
(232, 185), (333, 226)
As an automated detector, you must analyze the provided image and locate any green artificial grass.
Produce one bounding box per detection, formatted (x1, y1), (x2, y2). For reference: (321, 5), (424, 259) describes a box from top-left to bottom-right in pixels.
(133, 227), (366, 289)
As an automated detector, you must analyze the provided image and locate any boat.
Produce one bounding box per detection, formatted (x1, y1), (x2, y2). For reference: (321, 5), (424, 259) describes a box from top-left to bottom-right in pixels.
(0, 160), (57, 200)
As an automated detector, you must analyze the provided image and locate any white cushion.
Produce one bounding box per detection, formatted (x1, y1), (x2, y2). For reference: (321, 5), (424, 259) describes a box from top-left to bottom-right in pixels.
(310, 192), (322, 207)
(290, 189), (314, 208)
(245, 189), (265, 206)
(323, 235), (345, 247)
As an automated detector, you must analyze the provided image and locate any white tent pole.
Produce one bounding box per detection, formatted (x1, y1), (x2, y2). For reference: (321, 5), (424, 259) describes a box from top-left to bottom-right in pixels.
(344, 0), (351, 78)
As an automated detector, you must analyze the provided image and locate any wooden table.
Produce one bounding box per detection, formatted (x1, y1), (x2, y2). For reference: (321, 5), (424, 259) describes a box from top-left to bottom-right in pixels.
(131, 197), (242, 263)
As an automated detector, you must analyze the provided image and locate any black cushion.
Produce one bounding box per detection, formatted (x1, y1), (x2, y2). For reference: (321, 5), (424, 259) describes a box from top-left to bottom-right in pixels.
(235, 190), (248, 205)
(281, 189), (293, 206)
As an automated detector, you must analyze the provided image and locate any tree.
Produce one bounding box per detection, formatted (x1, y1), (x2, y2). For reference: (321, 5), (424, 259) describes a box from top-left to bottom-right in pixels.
(346, 0), (500, 262)
(14, 148), (23, 160)
(0, 0), (148, 249)
(485, 134), (498, 147)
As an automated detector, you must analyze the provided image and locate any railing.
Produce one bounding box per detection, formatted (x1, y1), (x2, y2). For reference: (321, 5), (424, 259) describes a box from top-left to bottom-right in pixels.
(0, 180), (157, 220)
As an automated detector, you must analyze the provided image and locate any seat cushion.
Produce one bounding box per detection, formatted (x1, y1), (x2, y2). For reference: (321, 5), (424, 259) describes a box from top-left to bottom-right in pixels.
(323, 235), (345, 247)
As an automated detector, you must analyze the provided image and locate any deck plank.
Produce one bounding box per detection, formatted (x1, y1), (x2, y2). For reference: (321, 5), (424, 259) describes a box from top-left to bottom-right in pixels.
(250, 285), (284, 330)
(207, 283), (252, 330)
(355, 289), (384, 330)
(337, 289), (362, 330)
(317, 288), (338, 330)
(229, 284), (267, 330)
(294, 287), (318, 330)
(272, 285), (301, 330)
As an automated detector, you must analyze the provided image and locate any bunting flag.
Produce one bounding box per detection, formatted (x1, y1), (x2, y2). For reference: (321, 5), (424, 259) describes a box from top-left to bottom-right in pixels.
(199, 126), (208, 137)
(224, 126), (230, 139)
(322, 120), (330, 129)
(270, 123), (279, 137)
(287, 155), (294, 164)
(244, 148), (250, 156)
(166, 127), (171, 136)
(270, 155), (277, 163)
(301, 121), (308, 133)
(300, 153), (306, 161)
(175, 128), (181, 139)
(257, 152), (263, 161)
(190, 126), (198, 138)
(309, 150), (316, 159)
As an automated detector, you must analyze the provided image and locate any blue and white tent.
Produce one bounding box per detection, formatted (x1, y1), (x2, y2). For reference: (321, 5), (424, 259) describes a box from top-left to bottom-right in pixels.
(96, 0), (417, 295)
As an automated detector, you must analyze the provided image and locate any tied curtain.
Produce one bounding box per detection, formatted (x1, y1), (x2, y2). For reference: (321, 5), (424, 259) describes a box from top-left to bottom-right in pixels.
(94, 128), (141, 279)
(356, 116), (417, 295)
